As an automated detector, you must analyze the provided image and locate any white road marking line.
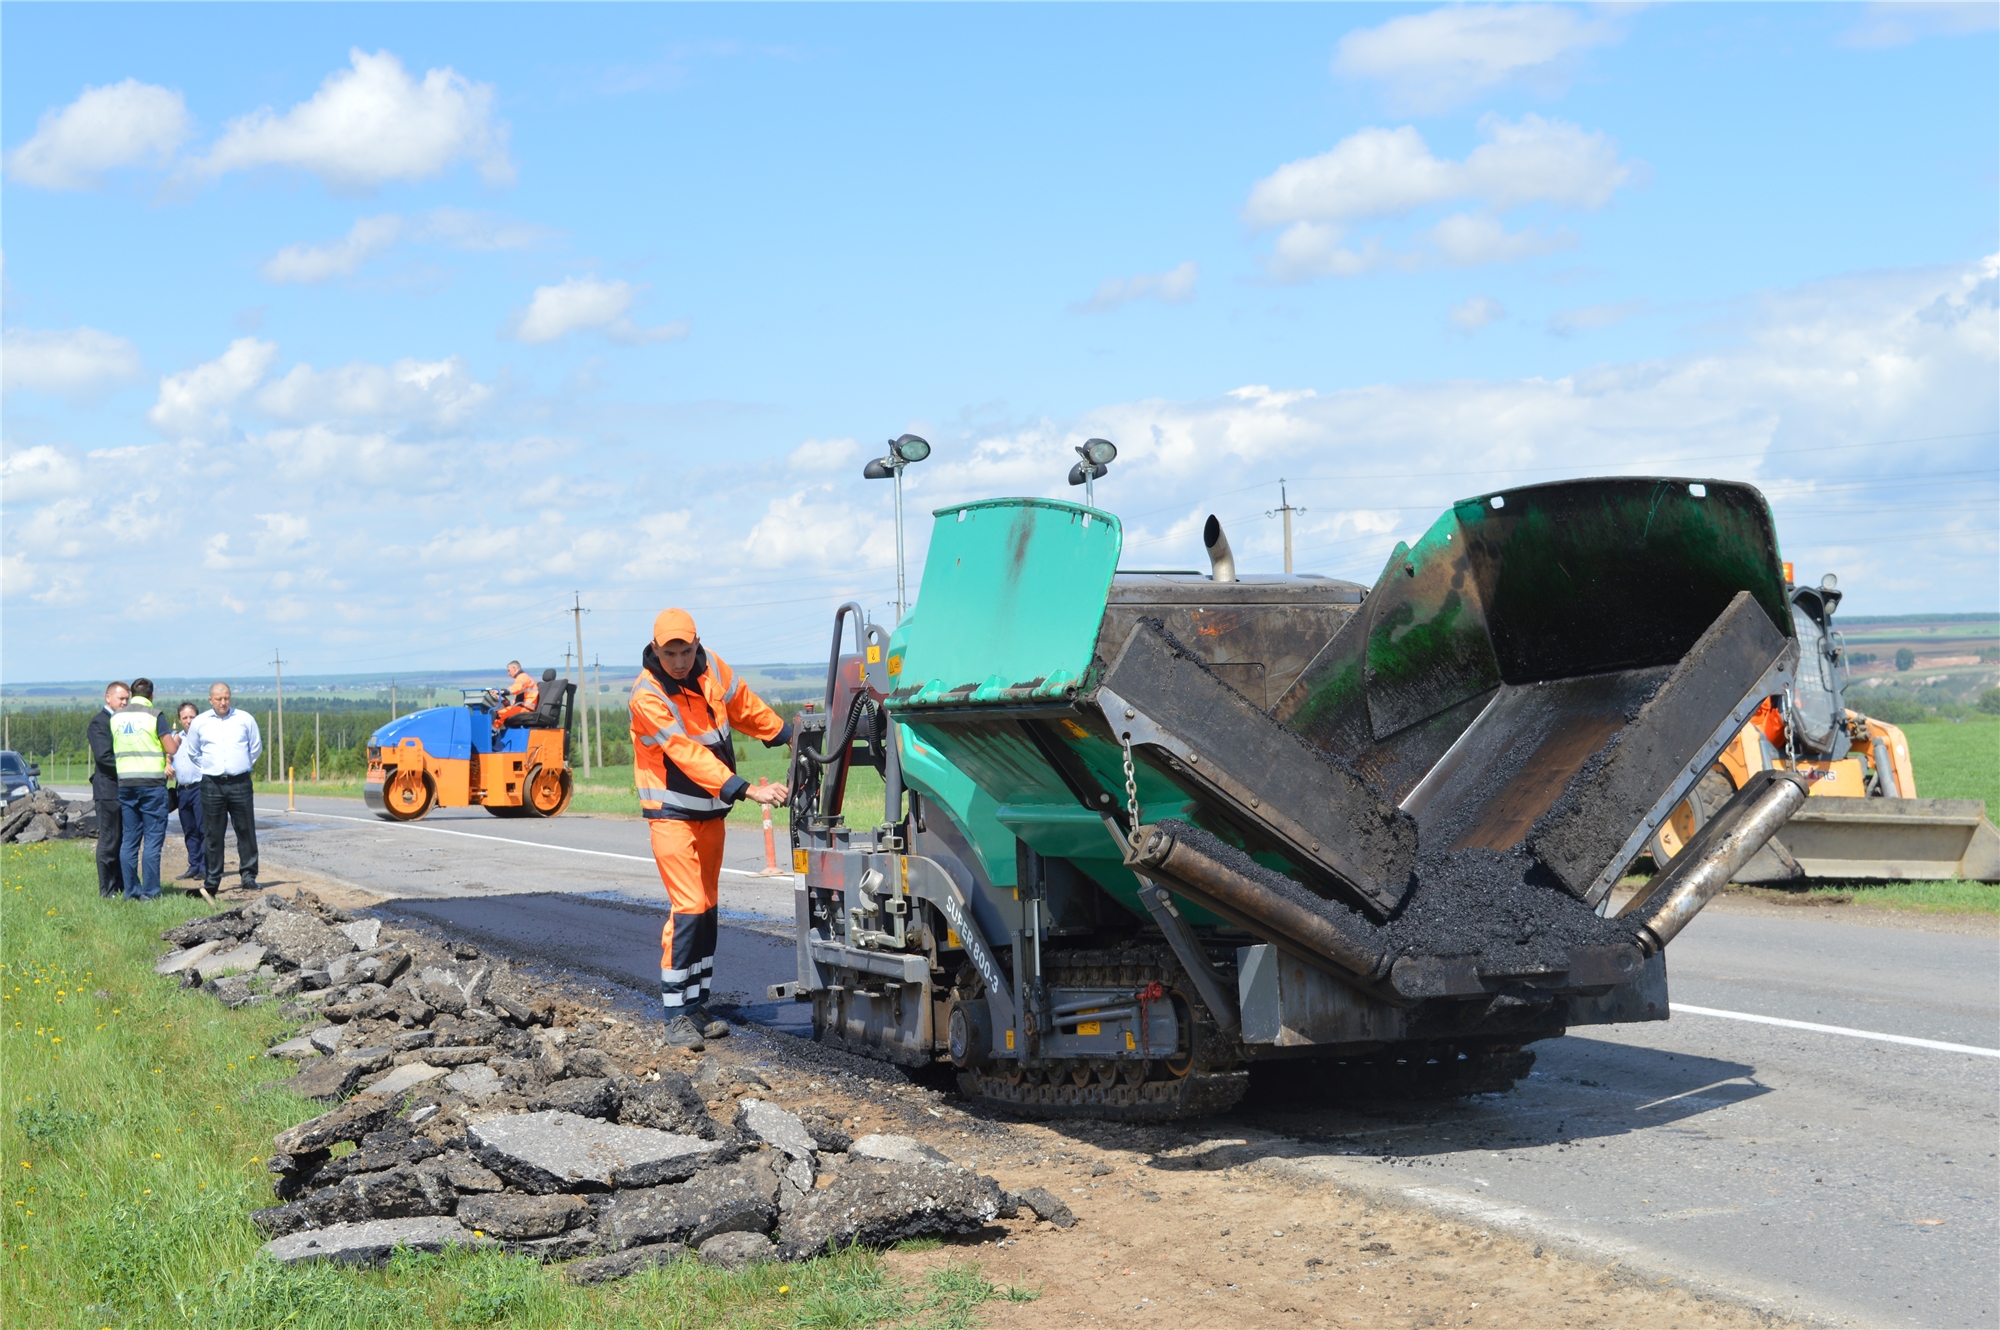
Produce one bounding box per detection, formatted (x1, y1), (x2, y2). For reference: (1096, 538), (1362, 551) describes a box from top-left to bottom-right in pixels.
(254, 804), (788, 879)
(1671, 1003), (1999, 1058)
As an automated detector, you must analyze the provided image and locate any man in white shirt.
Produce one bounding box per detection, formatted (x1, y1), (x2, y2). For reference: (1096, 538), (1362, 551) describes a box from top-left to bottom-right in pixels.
(184, 681), (262, 894)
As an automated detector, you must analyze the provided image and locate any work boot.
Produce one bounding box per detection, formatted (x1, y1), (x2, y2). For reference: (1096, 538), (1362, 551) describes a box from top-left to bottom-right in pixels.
(687, 1004), (730, 1040)
(663, 1015), (705, 1051)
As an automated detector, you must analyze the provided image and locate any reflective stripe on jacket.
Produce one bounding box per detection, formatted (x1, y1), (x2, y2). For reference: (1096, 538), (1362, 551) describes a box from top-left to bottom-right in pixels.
(110, 699), (168, 785)
(511, 674), (540, 708)
(629, 644), (787, 821)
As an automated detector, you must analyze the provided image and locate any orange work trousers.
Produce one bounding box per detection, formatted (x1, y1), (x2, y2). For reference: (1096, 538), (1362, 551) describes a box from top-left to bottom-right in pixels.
(650, 816), (727, 1012)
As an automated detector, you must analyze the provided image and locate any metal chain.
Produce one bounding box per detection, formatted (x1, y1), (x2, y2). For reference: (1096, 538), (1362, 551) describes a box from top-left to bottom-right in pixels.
(1782, 686), (1798, 769)
(1120, 733), (1140, 829)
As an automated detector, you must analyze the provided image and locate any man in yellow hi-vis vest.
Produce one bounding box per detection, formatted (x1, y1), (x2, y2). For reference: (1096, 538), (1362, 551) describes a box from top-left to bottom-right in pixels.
(109, 677), (179, 900)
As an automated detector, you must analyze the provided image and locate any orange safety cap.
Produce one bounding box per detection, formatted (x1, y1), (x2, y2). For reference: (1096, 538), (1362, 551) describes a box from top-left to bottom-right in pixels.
(653, 608), (698, 647)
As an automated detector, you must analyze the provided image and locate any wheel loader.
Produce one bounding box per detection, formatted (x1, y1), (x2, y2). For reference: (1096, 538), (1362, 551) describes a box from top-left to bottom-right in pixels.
(364, 672), (577, 821)
(778, 477), (1816, 1120)
(1646, 566), (1999, 883)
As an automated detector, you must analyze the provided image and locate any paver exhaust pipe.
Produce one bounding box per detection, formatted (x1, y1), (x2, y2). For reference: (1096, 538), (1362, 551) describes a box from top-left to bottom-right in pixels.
(1127, 821), (1394, 988)
(1619, 769), (1810, 955)
(1203, 515), (1237, 583)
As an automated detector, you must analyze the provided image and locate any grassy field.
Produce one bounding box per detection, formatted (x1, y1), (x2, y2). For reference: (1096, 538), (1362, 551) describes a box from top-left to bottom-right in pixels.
(0, 842), (1003, 1330)
(1902, 717), (1999, 807)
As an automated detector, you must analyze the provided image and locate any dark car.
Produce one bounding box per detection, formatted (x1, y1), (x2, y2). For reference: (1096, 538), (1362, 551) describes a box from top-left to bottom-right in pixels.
(1, 751), (40, 804)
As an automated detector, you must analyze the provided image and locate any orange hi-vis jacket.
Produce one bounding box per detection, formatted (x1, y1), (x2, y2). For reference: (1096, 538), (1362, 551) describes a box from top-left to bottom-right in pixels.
(509, 673), (540, 708)
(629, 643), (791, 820)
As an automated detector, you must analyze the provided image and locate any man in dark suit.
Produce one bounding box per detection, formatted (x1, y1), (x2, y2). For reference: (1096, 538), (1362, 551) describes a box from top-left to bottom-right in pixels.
(85, 680), (129, 899)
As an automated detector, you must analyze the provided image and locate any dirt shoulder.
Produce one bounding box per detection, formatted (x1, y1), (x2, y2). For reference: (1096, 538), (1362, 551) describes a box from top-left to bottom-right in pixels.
(656, 1029), (1791, 1330)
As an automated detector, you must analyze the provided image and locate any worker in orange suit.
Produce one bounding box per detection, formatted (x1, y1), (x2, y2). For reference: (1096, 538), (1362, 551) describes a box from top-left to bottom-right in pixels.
(495, 660), (540, 727)
(630, 608), (791, 1049)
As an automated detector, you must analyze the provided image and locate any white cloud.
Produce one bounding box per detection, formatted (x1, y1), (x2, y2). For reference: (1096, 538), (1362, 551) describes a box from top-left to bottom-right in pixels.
(259, 208), (556, 284)
(260, 214), (404, 283)
(1245, 116), (1631, 281)
(1334, 5), (1622, 112)
(1449, 295), (1506, 334)
(254, 511), (312, 558)
(417, 208), (555, 251)
(1073, 261), (1199, 313)
(1246, 117), (1629, 228)
(788, 437), (862, 472)
(509, 276), (689, 345)
(147, 337), (279, 439)
(745, 488), (892, 569)
(0, 327), (144, 397)
(1840, 2), (1999, 48)
(1262, 224), (1391, 280)
(0, 445), (86, 503)
(0, 552), (35, 598)
(259, 423), (427, 484)
(254, 355), (493, 427)
(5, 79), (190, 190)
(190, 49), (513, 190)
(1548, 299), (1649, 337)
(6, 257), (1991, 676)
(895, 257), (1995, 606)
(1429, 213), (1571, 266)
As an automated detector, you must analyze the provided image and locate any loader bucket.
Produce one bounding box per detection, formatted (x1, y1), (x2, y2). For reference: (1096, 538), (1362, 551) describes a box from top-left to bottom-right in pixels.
(1735, 797), (2000, 883)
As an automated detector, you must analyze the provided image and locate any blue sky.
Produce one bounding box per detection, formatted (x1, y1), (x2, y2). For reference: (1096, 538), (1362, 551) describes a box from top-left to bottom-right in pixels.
(3, 2), (1995, 685)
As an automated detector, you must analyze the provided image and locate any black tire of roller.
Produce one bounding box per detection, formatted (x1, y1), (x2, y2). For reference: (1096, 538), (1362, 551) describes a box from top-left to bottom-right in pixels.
(954, 945), (1250, 1123)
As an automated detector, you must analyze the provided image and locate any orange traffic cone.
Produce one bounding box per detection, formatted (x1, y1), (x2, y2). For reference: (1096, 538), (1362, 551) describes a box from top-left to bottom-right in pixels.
(756, 778), (788, 877)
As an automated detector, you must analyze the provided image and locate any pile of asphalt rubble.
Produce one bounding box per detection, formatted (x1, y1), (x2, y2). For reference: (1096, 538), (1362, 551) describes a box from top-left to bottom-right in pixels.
(1, 788), (98, 844)
(154, 893), (1074, 1278)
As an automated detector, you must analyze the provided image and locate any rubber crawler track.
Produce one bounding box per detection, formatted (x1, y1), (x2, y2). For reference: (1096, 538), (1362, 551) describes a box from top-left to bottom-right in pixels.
(956, 946), (1250, 1122)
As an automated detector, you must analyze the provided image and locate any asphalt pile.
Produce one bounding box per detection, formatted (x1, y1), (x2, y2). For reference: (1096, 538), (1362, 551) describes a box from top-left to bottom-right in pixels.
(152, 894), (1066, 1275)
(1385, 846), (1632, 972)
(1, 788), (97, 844)
(1157, 819), (1630, 972)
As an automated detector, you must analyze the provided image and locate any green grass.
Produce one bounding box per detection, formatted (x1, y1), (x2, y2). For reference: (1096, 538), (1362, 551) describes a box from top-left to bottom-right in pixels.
(1743, 879), (2000, 915)
(0, 842), (992, 1330)
(1902, 717), (2000, 808)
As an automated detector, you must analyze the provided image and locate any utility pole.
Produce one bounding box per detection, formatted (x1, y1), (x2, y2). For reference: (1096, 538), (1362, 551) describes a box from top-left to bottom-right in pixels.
(390, 678), (397, 720)
(314, 711), (321, 784)
(571, 592), (590, 777)
(271, 649), (287, 786)
(1266, 479), (1308, 575)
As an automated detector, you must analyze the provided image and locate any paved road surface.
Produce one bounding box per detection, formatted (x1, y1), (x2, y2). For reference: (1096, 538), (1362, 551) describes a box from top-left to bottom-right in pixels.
(208, 792), (1998, 1327)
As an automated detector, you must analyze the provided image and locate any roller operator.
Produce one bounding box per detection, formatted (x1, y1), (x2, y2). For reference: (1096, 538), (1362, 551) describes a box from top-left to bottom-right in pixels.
(629, 608), (791, 1049)
(494, 660), (540, 727)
